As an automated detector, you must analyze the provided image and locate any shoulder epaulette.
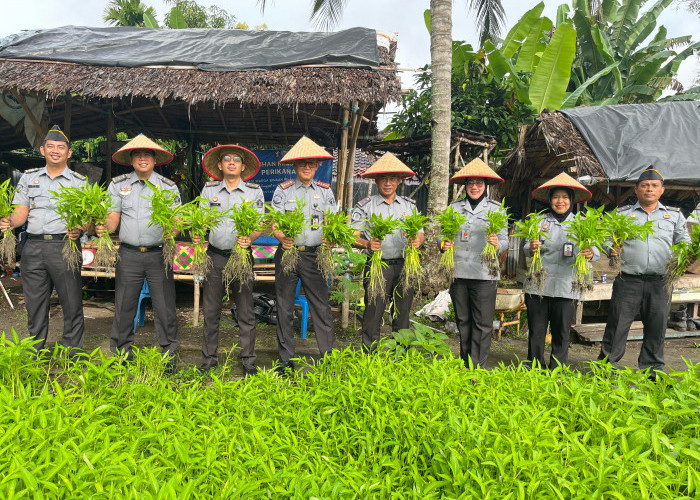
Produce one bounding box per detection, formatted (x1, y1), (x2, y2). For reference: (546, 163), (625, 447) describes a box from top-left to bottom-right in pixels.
(357, 197), (371, 208)
(161, 177), (176, 187)
(405, 197), (416, 204)
(665, 206), (681, 212)
(280, 179), (294, 189)
(205, 180), (219, 187)
(618, 205), (633, 211)
(111, 174), (127, 183)
(24, 167), (40, 174)
(245, 182), (260, 189)
(316, 181), (330, 189)
(73, 172), (86, 180)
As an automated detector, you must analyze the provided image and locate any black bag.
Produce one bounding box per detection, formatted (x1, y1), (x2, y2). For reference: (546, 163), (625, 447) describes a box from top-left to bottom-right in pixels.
(231, 293), (277, 325)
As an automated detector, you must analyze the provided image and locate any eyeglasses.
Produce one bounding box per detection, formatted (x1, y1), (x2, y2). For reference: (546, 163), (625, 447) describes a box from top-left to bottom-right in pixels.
(221, 155), (243, 163)
(297, 160), (320, 168)
(466, 179), (485, 186)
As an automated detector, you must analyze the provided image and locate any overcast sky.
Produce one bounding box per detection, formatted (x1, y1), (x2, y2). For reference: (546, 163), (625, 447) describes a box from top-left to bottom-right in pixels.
(2, 0), (698, 125)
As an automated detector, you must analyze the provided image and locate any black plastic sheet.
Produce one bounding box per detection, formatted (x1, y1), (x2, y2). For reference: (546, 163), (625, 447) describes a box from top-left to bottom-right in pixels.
(560, 102), (700, 184)
(0, 26), (380, 71)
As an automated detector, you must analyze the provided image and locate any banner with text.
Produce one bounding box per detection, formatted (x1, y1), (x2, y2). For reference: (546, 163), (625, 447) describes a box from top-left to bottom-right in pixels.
(250, 149), (333, 201)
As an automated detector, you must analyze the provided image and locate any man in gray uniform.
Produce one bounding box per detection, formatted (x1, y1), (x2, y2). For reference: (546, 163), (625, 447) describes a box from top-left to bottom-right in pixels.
(351, 153), (425, 353)
(102, 134), (181, 364)
(0, 125), (85, 352)
(198, 144), (264, 375)
(598, 167), (690, 375)
(271, 136), (336, 373)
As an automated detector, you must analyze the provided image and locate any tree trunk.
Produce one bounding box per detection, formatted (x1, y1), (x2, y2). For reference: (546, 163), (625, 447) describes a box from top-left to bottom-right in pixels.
(422, 0), (453, 298)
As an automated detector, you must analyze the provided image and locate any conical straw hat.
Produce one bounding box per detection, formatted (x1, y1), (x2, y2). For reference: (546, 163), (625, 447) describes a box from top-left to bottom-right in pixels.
(280, 136), (334, 164)
(361, 152), (416, 179)
(450, 158), (503, 185)
(532, 172), (592, 204)
(202, 145), (261, 181)
(112, 134), (174, 166)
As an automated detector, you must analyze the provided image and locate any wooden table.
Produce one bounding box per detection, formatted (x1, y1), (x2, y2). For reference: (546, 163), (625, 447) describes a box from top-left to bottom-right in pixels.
(575, 274), (700, 324)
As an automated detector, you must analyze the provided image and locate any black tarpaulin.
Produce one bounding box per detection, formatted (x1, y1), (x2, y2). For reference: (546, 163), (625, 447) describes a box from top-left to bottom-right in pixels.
(559, 101), (700, 184)
(0, 26), (381, 71)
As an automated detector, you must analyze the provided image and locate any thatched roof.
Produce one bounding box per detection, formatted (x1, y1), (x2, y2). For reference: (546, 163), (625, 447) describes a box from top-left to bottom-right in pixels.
(0, 27), (400, 151)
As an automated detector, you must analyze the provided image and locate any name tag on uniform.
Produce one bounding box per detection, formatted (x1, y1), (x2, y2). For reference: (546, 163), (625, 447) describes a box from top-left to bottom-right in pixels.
(311, 214), (320, 230)
(563, 242), (574, 257)
(210, 202), (221, 207)
(460, 230), (469, 242)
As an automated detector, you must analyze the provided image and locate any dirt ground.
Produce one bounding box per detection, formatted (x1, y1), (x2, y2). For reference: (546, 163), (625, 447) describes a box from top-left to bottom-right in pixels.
(2, 274), (700, 375)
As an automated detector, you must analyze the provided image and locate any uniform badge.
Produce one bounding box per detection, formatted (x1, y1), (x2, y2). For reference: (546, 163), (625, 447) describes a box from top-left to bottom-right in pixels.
(351, 212), (362, 222)
(256, 200), (263, 207)
(311, 214), (320, 229)
(460, 230), (469, 242)
(663, 214), (671, 219)
(541, 223), (550, 232)
(33, 179), (40, 184)
(273, 194), (283, 205)
(212, 197), (218, 202)
(313, 194), (320, 200)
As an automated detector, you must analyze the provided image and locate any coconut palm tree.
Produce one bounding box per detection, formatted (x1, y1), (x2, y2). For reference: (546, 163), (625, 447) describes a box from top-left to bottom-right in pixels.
(103, 0), (157, 27)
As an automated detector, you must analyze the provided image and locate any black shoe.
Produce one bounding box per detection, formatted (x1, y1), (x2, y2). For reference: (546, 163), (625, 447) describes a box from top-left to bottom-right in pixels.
(275, 361), (294, 377)
(198, 363), (217, 374)
(164, 359), (177, 375)
(243, 364), (258, 377)
(687, 319), (697, 331)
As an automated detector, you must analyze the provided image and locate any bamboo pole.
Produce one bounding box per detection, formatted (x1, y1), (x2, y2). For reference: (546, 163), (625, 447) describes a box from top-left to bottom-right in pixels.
(336, 107), (350, 208)
(344, 101), (367, 210)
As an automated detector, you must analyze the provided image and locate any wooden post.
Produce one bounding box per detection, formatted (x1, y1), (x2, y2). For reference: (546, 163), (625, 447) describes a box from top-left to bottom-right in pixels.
(344, 101), (367, 210)
(63, 94), (72, 139)
(336, 107), (350, 209)
(106, 111), (116, 182)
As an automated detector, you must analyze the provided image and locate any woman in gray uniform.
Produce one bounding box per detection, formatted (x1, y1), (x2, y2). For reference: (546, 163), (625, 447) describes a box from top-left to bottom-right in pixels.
(442, 159), (509, 368)
(523, 173), (598, 368)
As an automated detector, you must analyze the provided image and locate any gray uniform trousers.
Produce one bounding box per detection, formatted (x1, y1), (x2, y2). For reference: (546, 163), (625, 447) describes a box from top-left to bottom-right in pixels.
(110, 246), (179, 357)
(274, 247), (335, 364)
(450, 278), (498, 368)
(361, 259), (414, 353)
(22, 239), (84, 351)
(524, 294), (575, 369)
(202, 248), (256, 368)
(598, 274), (670, 370)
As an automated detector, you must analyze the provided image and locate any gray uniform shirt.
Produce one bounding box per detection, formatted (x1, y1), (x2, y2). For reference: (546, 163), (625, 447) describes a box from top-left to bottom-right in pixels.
(13, 166), (85, 235)
(108, 171), (181, 247)
(449, 197), (509, 281)
(351, 194), (423, 260)
(522, 212), (601, 300)
(201, 180), (265, 250)
(271, 179), (336, 247)
(616, 201), (690, 276)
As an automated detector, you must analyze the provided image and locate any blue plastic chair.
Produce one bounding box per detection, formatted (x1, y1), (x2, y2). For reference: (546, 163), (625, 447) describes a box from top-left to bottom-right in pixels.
(294, 277), (331, 339)
(133, 279), (150, 333)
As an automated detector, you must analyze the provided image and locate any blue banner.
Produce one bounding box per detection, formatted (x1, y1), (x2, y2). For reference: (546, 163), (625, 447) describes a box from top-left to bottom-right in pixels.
(249, 149), (333, 201)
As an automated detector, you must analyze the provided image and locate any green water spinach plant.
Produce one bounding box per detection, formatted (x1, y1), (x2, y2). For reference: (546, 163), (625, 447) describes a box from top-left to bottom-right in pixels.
(146, 181), (183, 272)
(436, 206), (468, 284)
(318, 210), (357, 282)
(513, 211), (550, 295)
(481, 200), (510, 277)
(266, 198), (306, 275)
(563, 206), (607, 295)
(665, 221), (700, 293)
(223, 199), (263, 293)
(399, 209), (429, 290)
(602, 208), (655, 271)
(0, 179), (18, 268)
(364, 213), (400, 303)
(179, 197), (227, 278)
(51, 183), (91, 271)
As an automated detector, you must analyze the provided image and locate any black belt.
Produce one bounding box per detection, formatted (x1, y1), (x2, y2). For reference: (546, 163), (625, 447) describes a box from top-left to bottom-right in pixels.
(620, 273), (664, 281)
(296, 245), (319, 253)
(208, 245), (232, 257)
(27, 233), (66, 240)
(382, 258), (405, 265)
(120, 243), (162, 253)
